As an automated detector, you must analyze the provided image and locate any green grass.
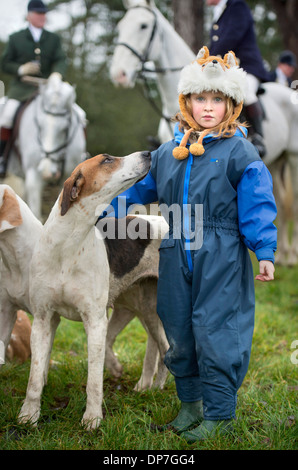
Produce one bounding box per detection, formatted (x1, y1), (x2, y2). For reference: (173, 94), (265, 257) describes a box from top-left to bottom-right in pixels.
(0, 257), (297, 450)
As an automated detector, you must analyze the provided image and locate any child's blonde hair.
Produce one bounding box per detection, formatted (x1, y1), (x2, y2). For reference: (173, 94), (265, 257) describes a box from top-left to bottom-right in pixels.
(174, 93), (246, 139)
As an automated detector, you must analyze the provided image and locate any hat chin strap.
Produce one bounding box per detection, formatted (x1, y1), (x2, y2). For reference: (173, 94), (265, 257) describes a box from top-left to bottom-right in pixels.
(173, 95), (243, 160)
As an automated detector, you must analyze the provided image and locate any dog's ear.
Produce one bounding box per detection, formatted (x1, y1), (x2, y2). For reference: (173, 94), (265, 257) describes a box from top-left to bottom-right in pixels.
(0, 188), (23, 233)
(60, 172), (85, 216)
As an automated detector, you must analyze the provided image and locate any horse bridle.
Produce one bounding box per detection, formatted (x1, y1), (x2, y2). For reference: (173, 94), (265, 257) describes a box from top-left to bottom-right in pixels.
(116, 6), (183, 128)
(116, 6), (183, 75)
(34, 98), (80, 169)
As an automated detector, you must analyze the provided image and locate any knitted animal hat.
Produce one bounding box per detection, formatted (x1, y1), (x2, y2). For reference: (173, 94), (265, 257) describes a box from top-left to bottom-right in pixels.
(173, 46), (247, 160)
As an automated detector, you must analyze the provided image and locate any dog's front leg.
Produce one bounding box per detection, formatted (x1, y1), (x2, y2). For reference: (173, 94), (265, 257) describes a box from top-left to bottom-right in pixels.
(81, 312), (108, 430)
(18, 312), (57, 426)
(105, 305), (135, 378)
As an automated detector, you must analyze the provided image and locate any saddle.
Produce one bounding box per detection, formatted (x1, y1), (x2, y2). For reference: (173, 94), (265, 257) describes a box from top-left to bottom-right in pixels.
(4, 95), (37, 161)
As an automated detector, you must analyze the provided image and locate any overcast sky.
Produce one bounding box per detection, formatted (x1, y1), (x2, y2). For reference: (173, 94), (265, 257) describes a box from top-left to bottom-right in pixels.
(0, 0), (72, 41)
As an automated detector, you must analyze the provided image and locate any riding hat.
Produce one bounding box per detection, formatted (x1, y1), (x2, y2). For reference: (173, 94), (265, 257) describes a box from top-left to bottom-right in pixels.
(28, 0), (48, 13)
(173, 46), (247, 160)
(279, 50), (297, 68)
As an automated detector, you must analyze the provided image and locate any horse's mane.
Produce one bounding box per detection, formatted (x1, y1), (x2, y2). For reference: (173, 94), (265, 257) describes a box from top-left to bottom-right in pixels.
(153, 7), (195, 64)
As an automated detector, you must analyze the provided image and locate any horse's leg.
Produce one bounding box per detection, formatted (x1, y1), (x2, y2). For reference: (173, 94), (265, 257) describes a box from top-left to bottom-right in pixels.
(287, 153), (298, 265)
(25, 167), (43, 220)
(271, 158), (290, 265)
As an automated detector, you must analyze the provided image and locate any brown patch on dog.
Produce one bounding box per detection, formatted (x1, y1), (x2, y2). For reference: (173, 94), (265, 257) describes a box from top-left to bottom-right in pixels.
(60, 154), (122, 216)
(6, 310), (31, 363)
(99, 216), (152, 277)
(0, 188), (23, 232)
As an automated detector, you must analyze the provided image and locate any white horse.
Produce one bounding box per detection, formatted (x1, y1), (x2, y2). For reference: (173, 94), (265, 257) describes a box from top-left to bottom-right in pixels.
(0, 73), (86, 220)
(110, 0), (298, 266)
(110, 0), (194, 144)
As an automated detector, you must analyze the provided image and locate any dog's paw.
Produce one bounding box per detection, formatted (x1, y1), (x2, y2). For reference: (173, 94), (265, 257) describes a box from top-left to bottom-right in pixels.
(18, 403), (40, 426)
(105, 354), (123, 378)
(133, 376), (153, 392)
(81, 411), (103, 430)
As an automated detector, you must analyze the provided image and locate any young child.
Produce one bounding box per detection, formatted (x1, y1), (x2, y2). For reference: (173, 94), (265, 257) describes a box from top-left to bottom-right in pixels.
(100, 47), (277, 442)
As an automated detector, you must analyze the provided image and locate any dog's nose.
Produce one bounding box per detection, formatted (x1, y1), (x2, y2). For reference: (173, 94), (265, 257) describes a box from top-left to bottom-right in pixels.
(141, 151), (151, 159)
(212, 59), (218, 64)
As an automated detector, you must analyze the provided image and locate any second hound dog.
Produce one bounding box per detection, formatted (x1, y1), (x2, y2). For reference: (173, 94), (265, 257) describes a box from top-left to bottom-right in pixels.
(17, 152), (168, 429)
(0, 184), (168, 388)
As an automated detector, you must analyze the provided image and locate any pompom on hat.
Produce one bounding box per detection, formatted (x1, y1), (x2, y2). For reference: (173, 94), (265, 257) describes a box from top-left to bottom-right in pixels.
(173, 46), (247, 160)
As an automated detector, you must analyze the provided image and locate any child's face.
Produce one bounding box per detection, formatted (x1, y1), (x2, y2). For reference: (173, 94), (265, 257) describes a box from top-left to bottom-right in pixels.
(190, 92), (227, 129)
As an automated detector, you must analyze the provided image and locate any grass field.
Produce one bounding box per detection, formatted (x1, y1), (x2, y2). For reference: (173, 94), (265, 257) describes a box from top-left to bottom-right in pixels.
(0, 257), (297, 451)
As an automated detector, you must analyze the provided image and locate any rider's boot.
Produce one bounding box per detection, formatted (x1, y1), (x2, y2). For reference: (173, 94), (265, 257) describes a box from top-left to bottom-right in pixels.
(0, 127), (12, 178)
(245, 102), (266, 158)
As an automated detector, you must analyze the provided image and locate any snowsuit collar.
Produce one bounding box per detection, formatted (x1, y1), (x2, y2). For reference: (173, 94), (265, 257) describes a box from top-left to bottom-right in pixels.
(174, 122), (247, 148)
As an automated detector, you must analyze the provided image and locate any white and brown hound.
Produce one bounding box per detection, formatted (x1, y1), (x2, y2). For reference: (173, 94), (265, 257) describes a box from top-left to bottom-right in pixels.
(17, 152), (168, 429)
(0, 183), (168, 388)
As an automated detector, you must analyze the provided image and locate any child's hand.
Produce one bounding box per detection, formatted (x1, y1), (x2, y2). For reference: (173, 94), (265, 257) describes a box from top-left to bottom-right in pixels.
(255, 260), (275, 282)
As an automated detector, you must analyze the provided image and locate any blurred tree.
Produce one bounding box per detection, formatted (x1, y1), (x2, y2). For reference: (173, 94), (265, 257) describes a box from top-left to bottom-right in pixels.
(269, 0), (298, 80)
(172, 0), (204, 53)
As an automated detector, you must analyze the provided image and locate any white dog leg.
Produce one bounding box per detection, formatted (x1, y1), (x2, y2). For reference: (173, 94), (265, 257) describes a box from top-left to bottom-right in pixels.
(134, 331), (158, 391)
(18, 312), (56, 425)
(81, 313), (108, 430)
(105, 306), (135, 378)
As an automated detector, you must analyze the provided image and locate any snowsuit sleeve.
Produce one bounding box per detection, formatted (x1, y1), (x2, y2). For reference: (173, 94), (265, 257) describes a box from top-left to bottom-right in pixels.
(237, 160), (277, 262)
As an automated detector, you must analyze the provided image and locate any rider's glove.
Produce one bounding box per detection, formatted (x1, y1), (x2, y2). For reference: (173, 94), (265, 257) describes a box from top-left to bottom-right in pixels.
(18, 61), (40, 76)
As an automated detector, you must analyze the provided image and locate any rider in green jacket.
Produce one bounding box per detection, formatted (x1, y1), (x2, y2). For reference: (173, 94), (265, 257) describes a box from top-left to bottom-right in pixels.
(0, 0), (67, 177)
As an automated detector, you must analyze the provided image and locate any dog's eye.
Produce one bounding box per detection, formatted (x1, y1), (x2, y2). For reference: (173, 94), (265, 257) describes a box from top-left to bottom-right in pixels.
(101, 155), (114, 164)
(140, 23), (148, 29)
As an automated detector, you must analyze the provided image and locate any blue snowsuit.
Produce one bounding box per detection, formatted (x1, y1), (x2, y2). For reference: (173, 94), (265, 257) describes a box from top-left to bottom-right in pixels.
(104, 124), (277, 420)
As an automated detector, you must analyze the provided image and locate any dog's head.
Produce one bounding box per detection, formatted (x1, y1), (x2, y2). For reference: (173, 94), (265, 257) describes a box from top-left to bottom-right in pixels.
(60, 151), (151, 216)
(0, 184), (23, 233)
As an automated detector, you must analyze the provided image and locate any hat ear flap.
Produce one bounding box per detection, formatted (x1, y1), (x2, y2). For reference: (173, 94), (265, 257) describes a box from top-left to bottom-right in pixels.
(224, 51), (238, 68)
(197, 46), (209, 61)
(178, 94), (199, 130)
(229, 101), (243, 123)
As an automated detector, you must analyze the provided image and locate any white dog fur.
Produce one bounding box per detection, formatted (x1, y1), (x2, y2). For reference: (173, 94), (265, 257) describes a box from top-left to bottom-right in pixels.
(0, 183), (168, 389)
(12, 152), (168, 429)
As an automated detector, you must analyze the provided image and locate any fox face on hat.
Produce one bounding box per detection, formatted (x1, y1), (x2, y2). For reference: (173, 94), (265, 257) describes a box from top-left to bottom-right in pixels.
(173, 46), (247, 160)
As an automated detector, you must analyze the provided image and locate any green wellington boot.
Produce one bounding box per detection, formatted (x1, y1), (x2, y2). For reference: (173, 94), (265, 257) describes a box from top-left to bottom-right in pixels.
(181, 419), (233, 443)
(155, 400), (204, 433)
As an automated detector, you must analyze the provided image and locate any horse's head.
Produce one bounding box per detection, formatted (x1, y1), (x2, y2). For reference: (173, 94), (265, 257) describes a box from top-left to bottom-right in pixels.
(37, 74), (77, 182)
(110, 0), (161, 87)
